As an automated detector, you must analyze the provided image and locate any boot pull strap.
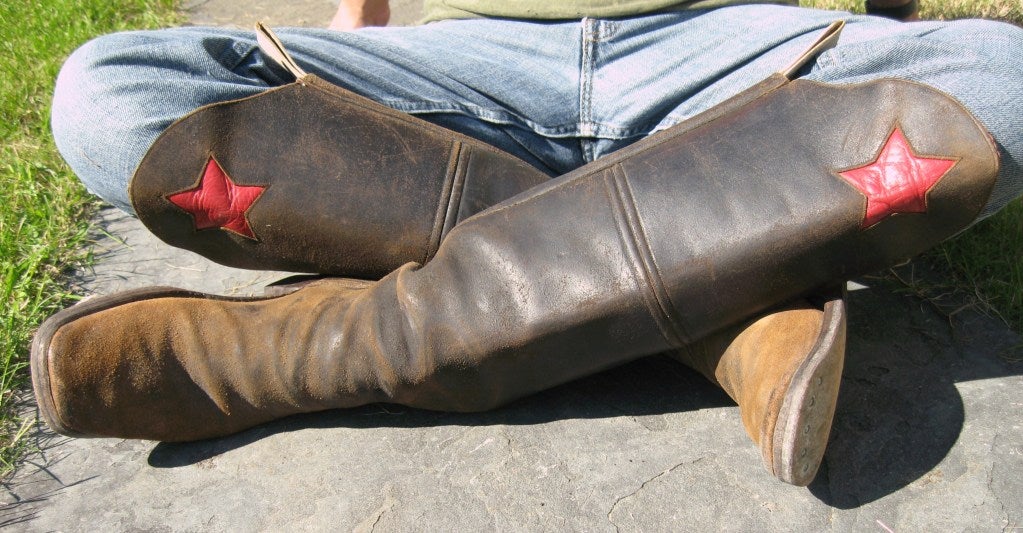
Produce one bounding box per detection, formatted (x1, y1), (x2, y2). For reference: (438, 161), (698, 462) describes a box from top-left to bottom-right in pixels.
(255, 22), (309, 80)
(779, 20), (845, 80)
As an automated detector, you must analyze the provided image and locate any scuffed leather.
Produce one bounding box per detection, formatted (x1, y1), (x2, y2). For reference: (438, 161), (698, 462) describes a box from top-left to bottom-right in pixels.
(609, 76), (996, 341)
(130, 75), (550, 278)
(36, 76), (998, 442)
(671, 293), (845, 483)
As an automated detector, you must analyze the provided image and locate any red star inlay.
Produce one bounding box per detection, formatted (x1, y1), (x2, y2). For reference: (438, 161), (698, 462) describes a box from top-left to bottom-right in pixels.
(167, 157), (267, 240)
(839, 127), (958, 228)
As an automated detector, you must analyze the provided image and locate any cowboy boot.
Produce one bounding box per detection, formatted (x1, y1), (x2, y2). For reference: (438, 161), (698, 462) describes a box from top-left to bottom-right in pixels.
(128, 24), (550, 279)
(33, 22), (998, 479)
(126, 24), (851, 485)
(669, 291), (846, 486)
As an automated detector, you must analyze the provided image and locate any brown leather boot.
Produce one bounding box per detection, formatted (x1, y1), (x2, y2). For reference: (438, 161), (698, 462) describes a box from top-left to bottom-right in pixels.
(33, 25), (998, 481)
(128, 25), (549, 279)
(31, 280), (835, 444)
(670, 292), (846, 486)
(262, 274), (847, 486)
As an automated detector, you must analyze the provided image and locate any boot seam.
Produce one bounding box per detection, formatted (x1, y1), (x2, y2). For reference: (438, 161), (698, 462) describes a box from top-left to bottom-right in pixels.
(428, 140), (464, 260)
(606, 164), (689, 347)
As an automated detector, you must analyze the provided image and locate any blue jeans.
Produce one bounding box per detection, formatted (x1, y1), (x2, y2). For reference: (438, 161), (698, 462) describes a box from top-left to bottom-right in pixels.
(52, 5), (1023, 220)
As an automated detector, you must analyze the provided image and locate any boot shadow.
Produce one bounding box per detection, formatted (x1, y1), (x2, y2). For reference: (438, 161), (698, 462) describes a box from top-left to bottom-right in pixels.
(808, 277), (1022, 508)
(148, 277), (1021, 509)
(147, 355), (734, 468)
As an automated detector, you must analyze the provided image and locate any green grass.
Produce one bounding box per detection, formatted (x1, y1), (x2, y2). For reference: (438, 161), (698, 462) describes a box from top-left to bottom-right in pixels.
(0, 0), (180, 474)
(804, 0), (1023, 23)
(923, 200), (1023, 332)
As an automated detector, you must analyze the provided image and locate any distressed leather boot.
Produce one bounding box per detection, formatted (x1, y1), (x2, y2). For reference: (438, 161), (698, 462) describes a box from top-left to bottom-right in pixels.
(670, 292), (846, 486)
(128, 24), (549, 279)
(33, 23), (999, 484)
(262, 276), (847, 486)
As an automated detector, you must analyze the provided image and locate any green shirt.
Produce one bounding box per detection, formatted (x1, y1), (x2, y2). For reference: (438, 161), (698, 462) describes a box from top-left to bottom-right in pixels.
(422, 0), (799, 23)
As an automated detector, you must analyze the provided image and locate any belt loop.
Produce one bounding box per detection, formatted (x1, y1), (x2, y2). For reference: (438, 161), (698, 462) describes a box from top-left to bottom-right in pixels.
(582, 17), (597, 43)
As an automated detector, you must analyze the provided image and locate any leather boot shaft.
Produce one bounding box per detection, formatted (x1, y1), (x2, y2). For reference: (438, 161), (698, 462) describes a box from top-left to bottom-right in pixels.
(129, 74), (550, 278)
(587, 74), (996, 341)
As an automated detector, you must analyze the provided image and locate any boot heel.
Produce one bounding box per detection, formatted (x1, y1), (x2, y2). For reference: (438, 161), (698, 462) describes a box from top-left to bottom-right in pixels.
(769, 293), (846, 486)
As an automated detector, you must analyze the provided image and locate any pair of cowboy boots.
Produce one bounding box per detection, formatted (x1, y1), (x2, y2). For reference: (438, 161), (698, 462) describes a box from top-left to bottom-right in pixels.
(32, 23), (998, 486)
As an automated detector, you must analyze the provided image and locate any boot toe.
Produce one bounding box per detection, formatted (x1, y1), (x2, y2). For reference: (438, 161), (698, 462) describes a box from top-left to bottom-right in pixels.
(32, 309), (85, 438)
(31, 287), (202, 440)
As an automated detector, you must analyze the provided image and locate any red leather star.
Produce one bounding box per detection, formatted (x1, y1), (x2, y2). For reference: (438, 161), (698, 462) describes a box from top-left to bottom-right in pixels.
(839, 127), (957, 228)
(167, 157), (267, 239)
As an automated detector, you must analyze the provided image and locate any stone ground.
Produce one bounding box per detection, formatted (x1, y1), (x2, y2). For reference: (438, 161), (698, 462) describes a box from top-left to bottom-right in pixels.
(3, 1), (1022, 530)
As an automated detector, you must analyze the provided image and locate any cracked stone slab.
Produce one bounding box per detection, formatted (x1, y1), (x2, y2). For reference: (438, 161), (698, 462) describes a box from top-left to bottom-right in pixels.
(4, 0), (1022, 530)
(67, 207), (294, 296)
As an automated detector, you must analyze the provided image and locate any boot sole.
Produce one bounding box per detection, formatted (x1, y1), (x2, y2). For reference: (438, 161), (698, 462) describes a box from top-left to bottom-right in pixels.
(768, 292), (847, 486)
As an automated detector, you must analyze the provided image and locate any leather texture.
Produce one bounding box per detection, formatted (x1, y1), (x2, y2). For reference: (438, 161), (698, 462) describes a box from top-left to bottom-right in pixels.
(34, 75), (998, 446)
(129, 74), (551, 278)
(600, 75), (997, 342)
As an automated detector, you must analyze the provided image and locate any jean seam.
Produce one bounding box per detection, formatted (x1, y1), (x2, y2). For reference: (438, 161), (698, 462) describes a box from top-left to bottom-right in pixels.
(579, 18), (597, 136)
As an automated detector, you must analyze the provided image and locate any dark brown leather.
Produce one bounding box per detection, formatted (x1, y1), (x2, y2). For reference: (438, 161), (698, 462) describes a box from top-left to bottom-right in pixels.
(34, 76), (998, 444)
(598, 75), (997, 342)
(129, 75), (550, 278)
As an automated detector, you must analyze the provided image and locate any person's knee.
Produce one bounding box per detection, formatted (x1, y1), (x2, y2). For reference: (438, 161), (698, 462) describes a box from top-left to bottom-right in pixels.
(816, 18), (1023, 219)
(52, 32), (155, 213)
(52, 35), (130, 152)
(928, 18), (1023, 72)
(931, 17), (1023, 45)
(931, 19), (1023, 218)
(52, 27), (278, 214)
(51, 36), (107, 168)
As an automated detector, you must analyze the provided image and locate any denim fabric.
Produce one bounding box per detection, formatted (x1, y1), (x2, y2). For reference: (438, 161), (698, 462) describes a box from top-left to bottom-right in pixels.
(51, 5), (1022, 218)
